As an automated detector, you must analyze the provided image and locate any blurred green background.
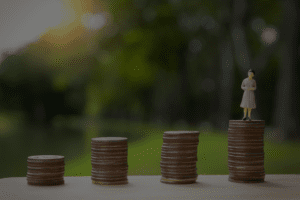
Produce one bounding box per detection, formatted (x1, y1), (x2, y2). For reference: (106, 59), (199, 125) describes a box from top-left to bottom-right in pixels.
(0, 0), (299, 179)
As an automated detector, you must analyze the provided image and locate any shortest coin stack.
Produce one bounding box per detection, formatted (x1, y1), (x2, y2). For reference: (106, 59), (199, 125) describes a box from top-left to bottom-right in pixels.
(160, 131), (200, 184)
(27, 155), (65, 186)
(91, 137), (128, 185)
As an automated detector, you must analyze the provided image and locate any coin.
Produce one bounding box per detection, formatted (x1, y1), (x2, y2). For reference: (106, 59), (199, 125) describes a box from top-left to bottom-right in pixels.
(163, 139), (199, 144)
(162, 143), (199, 147)
(27, 155), (65, 167)
(228, 142), (263, 147)
(160, 177), (197, 184)
(161, 173), (198, 179)
(229, 173), (265, 178)
(228, 145), (263, 149)
(228, 151), (264, 155)
(161, 156), (197, 162)
(228, 164), (264, 170)
(91, 145), (128, 149)
(27, 166), (65, 173)
(228, 176), (264, 183)
(229, 172), (265, 177)
(228, 148), (263, 153)
(228, 128), (264, 132)
(92, 176), (128, 182)
(91, 147), (128, 152)
(160, 162), (197, 168)
(91, 154), (127, 159)
(160, 167), (196, 173)
(91, 137), (128, 142)
(228, 159), (264, 164)
(91, 137), (128, 185)
(91, 165), (128, 171)
(91, 170), (127, 175)
(91, 137), (128, 146)
(27, 155), (64, 162)
(227, 134), (263, 137)
(160, 131), (199, 184)
(228, 133), (264, 137)
(91, 172), (127, 178)
(228, 155), (264, 161)
(163, 131), (200, 136)
(227, 120), (265, 183)
(161, 145), (198, 151)
(161, 153), (198, 158)
(229, 120), (265, 124)
(27, 155), (65, 186)
(92, 180), (128, 185)
(163, 131), (199, 143)
(227, 137), (263, 141)
(161, 170), (197, 176)
(161, 150), (197, 156)
(27, 171), (65, 177)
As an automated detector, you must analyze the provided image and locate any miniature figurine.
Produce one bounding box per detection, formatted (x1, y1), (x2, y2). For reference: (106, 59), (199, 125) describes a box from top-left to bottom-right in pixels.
(240, 69), (256, 121)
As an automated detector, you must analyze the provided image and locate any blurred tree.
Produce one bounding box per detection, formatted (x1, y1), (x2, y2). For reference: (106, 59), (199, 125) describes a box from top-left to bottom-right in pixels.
(91, 0), (299, 139)
(93, 0), (224, 125)
(1, 0), (299, 141)
(0, 52), (87, 129)
(272, 0), (300, 141)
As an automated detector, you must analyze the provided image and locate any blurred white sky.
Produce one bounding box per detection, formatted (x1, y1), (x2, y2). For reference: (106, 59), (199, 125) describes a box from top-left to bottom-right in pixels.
(0, 0), (65, 54)
(0, 0), (107, 64)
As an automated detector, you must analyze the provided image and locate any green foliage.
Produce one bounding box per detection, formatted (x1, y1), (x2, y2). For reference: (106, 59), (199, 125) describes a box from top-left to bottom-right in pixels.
(123, 28), (144, 44)
(231, 65), (244, 117)
(53, 73), (69, 92)
(252, 0), (283, 26)
(247, 28), (262, 57)
(262, 56), (279, 92)
(157, 3), (172, 17)
(87, 0), (286, 124)
(259, 55), (280, 124)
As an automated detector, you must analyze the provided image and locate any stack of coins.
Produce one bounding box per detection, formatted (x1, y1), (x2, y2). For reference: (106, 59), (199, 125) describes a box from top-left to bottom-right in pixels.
(27, 155), (65, 186)
(160, 131), (200, 184)
(91, 137), (128, 185)
(228, 120), (265, 183)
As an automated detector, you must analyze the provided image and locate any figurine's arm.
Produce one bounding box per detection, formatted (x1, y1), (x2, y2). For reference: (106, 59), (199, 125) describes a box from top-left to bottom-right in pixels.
(252, 80), (256, 90)
(241, 80), (247, 90)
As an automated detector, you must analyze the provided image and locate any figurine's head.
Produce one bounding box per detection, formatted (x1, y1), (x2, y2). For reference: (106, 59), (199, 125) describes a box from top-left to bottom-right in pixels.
(248, 69), (255, 78)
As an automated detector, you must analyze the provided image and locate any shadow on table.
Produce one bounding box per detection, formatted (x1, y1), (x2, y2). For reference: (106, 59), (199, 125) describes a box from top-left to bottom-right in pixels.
(162, 179), (290, 189)
(259, 181), (291, 189)
(162, 181), (211, 188)
(89, 182), (136, 188)
(225, 180), (291, 189)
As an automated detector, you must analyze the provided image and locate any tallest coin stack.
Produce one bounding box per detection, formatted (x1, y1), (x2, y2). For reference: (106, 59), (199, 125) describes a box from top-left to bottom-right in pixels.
(160, 131), (200, 184)
(228, 120), (265, 183)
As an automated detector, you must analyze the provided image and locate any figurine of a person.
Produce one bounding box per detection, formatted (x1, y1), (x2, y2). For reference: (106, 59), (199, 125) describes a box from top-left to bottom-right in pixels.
(240, 69), (256, 121)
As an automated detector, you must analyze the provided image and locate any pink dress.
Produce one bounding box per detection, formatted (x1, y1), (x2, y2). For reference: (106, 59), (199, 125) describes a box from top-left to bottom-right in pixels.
(240, 78), (256, 109)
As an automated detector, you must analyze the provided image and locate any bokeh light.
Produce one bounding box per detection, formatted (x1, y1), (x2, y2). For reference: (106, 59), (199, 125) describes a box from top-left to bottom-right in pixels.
(81, 12), (106, 31)
(251, 17), (266, 33)
(261, 27), (279, 46)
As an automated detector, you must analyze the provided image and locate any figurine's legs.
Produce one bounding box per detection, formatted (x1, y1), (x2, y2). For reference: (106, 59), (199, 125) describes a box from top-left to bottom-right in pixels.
(247, 108), (252, 119)
(242, 108), (247, 120)
(243, 108), (247, 118)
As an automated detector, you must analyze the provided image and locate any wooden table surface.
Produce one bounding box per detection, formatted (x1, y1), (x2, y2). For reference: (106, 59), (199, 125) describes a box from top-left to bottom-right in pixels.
(0, 175), (299, 200)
